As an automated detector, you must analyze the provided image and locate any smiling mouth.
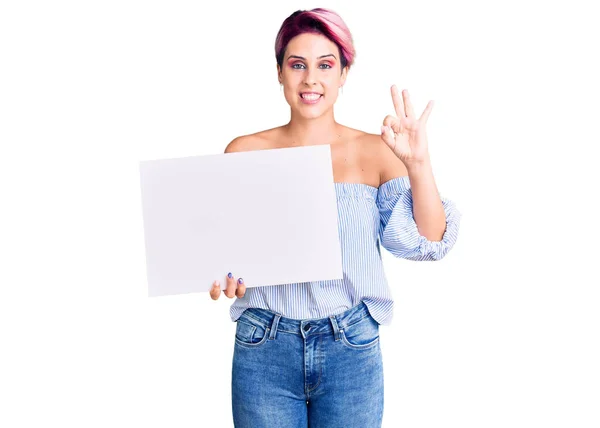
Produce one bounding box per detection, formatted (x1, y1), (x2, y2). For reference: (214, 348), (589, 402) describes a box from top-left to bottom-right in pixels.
(300, 93), (322, 100)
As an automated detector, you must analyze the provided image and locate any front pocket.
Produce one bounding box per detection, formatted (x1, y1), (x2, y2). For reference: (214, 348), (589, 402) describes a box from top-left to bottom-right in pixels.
(339, 315), (380, 349)
(234, 319), (269, 347)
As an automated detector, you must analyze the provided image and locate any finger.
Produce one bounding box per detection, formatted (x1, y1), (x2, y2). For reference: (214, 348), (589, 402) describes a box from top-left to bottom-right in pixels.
(380, 125), (396, 149)
(419, 100), (434, 124)
(391, 85), (406, 118)
(235, 278), (246, 298)
(210, 280), (221, 300)
(383, 115), (402, 134)
(225, 272), (237, 298)
(403, 89), (414, 118)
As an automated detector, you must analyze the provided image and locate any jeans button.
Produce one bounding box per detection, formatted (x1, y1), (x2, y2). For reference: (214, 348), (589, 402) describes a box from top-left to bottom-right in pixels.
(303, 323), (310, 331)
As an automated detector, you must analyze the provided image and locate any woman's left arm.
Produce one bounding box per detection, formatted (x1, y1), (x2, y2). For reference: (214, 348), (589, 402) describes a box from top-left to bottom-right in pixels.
(404, 159), (446, 241)
(381, 85), (450, 242)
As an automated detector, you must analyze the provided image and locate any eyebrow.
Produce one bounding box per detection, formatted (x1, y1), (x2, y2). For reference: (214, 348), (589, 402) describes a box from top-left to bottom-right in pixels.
(286, 54), (337, 61)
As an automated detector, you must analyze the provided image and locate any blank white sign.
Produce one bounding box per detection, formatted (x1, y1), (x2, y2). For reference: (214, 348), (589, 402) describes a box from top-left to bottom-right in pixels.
(139, 144), (344, 297)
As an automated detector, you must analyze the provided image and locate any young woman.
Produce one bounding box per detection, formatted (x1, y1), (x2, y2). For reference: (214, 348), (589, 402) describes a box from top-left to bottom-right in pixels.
(209, 8), (461, 427)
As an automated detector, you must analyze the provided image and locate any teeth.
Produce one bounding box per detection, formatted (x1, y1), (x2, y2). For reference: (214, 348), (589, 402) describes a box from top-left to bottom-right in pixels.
(301, 93), (321, 100)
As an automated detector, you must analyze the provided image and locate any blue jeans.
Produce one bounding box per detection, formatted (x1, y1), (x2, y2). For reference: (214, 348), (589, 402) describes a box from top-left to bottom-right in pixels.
(231, 301), (384, 427)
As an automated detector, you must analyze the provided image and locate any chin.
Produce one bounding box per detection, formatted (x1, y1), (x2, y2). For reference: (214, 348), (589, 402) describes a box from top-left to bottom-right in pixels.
(296, 109), (324, 119)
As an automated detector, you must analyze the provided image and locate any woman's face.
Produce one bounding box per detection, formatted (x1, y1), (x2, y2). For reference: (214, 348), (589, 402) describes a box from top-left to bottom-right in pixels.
(278, 32), (348, 119)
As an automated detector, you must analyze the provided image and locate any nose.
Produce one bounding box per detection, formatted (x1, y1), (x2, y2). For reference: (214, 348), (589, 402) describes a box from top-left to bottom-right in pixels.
(303, 68), (317, 86)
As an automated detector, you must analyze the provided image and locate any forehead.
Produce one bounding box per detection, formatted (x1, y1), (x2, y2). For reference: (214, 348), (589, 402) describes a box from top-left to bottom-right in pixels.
(285, 33), (339, 59)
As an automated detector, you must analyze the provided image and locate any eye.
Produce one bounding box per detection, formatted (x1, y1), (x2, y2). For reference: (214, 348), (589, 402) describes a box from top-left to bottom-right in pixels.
(320, 63), (332, 69)
(291, 63), (305, 69)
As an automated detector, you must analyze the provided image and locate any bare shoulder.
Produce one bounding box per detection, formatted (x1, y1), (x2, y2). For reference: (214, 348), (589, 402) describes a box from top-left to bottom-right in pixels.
(224, 127), (282, 153)
(356, 132), (408, 185)
(224, 134), (261, 153)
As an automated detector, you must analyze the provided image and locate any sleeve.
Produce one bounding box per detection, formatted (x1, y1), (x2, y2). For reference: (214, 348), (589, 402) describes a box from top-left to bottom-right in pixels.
(376, 176), (462, 261)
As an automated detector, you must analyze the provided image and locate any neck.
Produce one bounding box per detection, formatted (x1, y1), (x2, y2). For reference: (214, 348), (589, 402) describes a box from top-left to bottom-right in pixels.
(282, 110), (342, 146)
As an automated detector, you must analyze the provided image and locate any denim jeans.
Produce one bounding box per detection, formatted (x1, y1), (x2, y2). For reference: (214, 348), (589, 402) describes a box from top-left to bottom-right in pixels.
(231, 300), (384, 427)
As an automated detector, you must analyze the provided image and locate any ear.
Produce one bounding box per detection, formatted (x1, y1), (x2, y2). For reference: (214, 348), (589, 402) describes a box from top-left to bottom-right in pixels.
(277, 63), (282, 84)
(340, 66), (348, 87)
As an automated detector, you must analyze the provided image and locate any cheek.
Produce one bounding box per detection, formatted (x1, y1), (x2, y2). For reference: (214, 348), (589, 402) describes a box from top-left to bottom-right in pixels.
(323, 75), (341, 87)
(281, 78), (295, 91)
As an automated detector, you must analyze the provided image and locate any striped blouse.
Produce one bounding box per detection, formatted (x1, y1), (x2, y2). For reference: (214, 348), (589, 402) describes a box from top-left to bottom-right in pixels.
(229, 175), (462, 326)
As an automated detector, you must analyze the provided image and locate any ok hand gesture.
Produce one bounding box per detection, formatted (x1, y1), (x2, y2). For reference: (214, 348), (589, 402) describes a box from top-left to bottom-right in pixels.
(380, 85), (434, 167)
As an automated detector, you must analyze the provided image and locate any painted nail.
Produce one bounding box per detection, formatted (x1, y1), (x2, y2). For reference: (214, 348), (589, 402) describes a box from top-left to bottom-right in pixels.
(238, 278), (244, 284)
(228, 272), (233, 278)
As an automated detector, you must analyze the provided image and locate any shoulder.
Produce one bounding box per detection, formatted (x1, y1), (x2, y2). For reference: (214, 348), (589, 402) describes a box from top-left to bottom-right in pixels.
(355, 131), (408, 185)
(224, 127), (283, 153)
(224, 135), (257, 153)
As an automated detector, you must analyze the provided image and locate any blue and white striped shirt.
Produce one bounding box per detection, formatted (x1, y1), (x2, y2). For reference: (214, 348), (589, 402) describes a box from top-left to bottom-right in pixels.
(229, 175), (461, 326)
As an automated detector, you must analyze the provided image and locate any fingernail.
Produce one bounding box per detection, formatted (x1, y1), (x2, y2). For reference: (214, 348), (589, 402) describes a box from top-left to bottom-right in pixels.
(228, 272), (233, 278)
(238, 278), (244, 284)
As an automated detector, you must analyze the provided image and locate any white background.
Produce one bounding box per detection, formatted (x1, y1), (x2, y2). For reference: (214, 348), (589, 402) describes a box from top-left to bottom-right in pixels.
(1, 0), (598, 427)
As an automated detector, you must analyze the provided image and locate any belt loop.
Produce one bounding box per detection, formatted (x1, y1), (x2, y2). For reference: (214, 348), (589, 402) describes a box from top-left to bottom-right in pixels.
(269, 314), (282, 340)
(329, 315), (342, 341)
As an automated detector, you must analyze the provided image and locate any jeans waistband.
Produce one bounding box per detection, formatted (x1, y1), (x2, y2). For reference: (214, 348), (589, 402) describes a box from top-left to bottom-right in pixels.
(238, 301), (373, 340)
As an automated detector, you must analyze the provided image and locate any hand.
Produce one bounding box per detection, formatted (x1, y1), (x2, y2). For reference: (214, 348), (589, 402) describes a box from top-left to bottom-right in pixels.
(380, 85), (434, 167)
(210, 273), (246, 300)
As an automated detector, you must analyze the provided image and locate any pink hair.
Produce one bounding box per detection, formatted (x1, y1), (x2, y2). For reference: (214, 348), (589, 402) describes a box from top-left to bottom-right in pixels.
(274, 8), (355, 73)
